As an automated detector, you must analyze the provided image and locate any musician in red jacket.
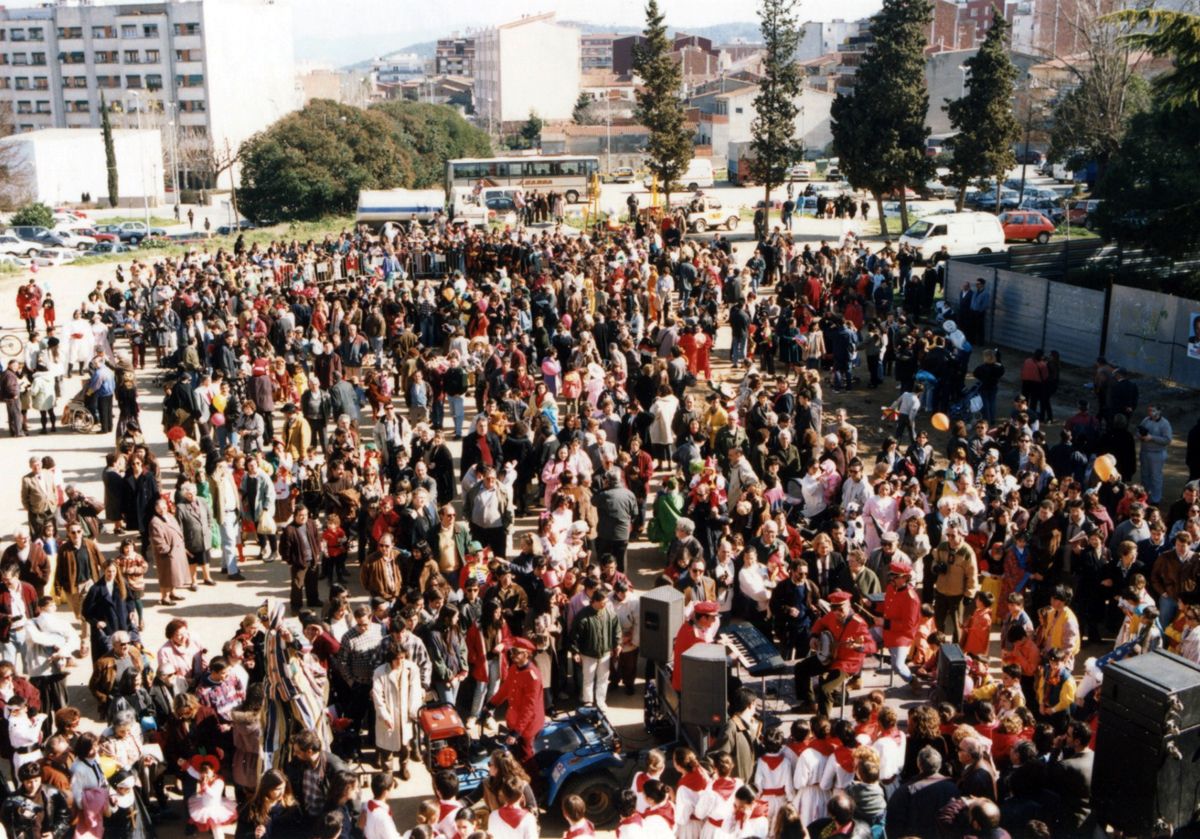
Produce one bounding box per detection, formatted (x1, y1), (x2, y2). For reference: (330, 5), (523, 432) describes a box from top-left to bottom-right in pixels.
(791, 590), (876, 716)
(485, 637), (544, 763)
(672, 599), (719, 692)
(878, 559), (921, 684)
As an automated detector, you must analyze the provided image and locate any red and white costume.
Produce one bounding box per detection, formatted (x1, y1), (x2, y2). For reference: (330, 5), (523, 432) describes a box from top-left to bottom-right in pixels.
(632, 769), (664, 813)
(792, 739), (835, 825)
(675, 768), (712, 839)
(872, 727), (907, 797)
(819, 745), (857, 795)
(731, 800), (770, 838)
(487, 805), (539, 839)
(753, 752), (794, 829)
(564, 818), (595, 838)
(362, 799), (401, 839)
(696, 777), (739, 839)
(432, 798), (462, 838)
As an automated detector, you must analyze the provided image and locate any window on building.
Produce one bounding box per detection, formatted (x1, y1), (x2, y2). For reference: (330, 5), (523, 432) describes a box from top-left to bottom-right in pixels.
(60, 51), (86, 65)
(176, 73), (203, 88)
(145, 49), (160, 63)
(0, 31), (6, 42)
(734, 107), (743, 114)
(58, 27), (83, 39)
(31, 52), (46, 65)
(126, 74), (142, 88)
(0, 79), (9, 90)
(96, 75), (120, 88)
(35, 101), (50, 114)
(173, 23), (200, 36)
(62, 75), (87, 88)
(179, 100), (205, 113)
(33, 77), (48, 90)
(72, 100), (89, 112)
(10, 29), (25, 42)
(27, 28), (44, 41)
(146, 74), (163, 90)
(124, 50), (140, 64)
(92, 25), (116, 39)
(121, 24), (137, 38)
(143, 24), (159, 38)
(95, 51), (118, 64)
(175, 48), (201, 62)
(0, 54), (8, 66)
(12, 53), (27, 66)
(16, 101), (32, 114)
(14, 77), (28, 90)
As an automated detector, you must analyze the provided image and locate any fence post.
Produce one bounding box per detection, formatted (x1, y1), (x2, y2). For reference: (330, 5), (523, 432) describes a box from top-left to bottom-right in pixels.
(1041, 276), (1051, 350)
(1099, 280), (1114, 358)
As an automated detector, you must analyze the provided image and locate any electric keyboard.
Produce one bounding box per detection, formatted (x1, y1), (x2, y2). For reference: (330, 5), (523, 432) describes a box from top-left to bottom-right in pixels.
(718, 623), (788, 676)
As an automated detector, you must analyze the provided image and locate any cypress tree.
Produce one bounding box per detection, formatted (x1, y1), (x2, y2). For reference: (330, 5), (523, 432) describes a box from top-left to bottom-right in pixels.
(633, 0), (693, 206)
(101, 93), (118, 208)
(750, 0), (804, 212)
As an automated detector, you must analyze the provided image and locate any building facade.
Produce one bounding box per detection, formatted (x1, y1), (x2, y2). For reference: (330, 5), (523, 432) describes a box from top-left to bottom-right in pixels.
(372, 53), (425, 86)
(0, 0), (296, 186)
(474, 12), (580, 126)
(435, 35), (475, 78)
(580, 32), (620, 71)
(1, 127), (164, 206)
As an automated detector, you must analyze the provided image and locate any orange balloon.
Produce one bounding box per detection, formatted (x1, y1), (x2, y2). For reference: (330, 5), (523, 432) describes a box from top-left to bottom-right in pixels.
(931, 412), (950, 432)
(1094, 454), (1117, 482)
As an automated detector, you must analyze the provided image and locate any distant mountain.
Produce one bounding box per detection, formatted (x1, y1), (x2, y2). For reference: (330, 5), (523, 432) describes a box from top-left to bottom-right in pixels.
(340, 39), (436, 71)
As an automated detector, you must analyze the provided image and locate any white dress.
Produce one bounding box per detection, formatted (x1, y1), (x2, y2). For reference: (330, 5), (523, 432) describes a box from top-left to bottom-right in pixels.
(65, 318), (94, 369)
(753, 753), (794, 830)
(187, 775), (237, 830)
(486, 806), (539, 839)
(362, 799), (401, 839)
(792, 748), (829, 825)
(371, 659), (422, 753)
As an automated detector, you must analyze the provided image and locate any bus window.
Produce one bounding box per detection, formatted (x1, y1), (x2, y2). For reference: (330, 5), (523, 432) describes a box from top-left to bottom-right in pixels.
(585, 159), (599, 176)
(524, 161), (552, 177)
(558, 160), (581, 176)
(493, 161), (511, 180)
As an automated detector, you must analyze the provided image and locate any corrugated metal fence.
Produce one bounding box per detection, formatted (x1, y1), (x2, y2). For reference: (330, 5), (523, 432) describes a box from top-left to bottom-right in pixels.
(1106, 286), (1200, 389)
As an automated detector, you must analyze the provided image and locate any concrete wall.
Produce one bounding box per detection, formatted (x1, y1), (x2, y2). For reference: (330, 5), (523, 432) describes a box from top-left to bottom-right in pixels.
(2, 128), (164, 206)
(497, 21), (580, 122)
(1107, 286), (1200, 390)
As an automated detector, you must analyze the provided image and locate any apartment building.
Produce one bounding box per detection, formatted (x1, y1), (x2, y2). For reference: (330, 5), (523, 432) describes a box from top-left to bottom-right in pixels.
(435, 35), (475, 78)
(474, 12), (580, 126)
(0, 0), (296, 184)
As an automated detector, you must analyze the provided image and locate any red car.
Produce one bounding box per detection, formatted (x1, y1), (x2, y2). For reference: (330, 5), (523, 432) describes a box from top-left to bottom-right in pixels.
(999, 211), (1056, 243)
(77, 227), (118, 243)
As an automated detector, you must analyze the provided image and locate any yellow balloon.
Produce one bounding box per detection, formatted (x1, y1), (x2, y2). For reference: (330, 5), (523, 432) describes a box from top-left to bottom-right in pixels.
(1095, 454), (1117, 482)
(931, 412), (950, 432)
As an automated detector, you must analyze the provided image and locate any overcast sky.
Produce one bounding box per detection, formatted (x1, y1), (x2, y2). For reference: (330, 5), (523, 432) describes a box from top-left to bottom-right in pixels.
(2, 0), (884, 66)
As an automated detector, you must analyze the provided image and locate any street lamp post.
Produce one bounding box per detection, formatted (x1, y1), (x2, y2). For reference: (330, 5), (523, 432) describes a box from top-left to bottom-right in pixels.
(128, 91), (150, 229)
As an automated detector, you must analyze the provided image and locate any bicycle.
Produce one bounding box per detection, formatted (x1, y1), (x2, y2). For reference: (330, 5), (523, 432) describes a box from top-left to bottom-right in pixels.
(0, 333), (24, 358)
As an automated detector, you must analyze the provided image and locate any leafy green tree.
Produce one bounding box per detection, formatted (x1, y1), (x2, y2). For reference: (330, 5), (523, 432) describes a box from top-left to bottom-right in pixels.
(573, 93), (597, 125)
(237, 100), (413, 222)
(520, 111), (544, 149)
(945, 9), (1020, 211)
(101, 94), (118, 208)
(10, 202), (53, 228)
(830, 0), (934, 234)
(750, 0), (804, 212)
(1094, 101), (1200, 257)
(371, 101), (491, 188)
(1108, 9), (1200, 110)
(634, 0), (693, 204)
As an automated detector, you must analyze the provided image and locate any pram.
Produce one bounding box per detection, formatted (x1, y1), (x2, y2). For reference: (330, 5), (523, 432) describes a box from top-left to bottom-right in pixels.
(949, 381), (985, 424)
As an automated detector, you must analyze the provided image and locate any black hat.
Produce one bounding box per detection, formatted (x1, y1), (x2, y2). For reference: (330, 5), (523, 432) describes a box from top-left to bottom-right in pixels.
(280, 403), (297, 414)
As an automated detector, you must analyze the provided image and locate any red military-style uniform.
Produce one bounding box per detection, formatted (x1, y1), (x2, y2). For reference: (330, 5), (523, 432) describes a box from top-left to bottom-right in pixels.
(489, 661), (545, 762)
(811, 609), (876, 675)
(672, 619), (709, 692)
(881, 581), (922, 648)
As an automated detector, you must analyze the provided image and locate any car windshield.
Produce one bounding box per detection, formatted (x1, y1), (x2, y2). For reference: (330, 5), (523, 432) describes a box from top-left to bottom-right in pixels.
(904, 220), (934, 238)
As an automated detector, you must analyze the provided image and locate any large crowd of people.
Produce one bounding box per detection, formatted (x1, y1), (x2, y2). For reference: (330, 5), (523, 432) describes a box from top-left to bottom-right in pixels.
(3, 205), (1200, 839)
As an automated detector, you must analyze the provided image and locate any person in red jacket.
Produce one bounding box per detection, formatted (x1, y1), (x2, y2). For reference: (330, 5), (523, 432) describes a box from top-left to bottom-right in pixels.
(792, 590), (876, 716)
(671, 599), (719, 692)
(878, 559), (921, 684)
(485, 637), (544, 763)
(961, 590), (995, 658)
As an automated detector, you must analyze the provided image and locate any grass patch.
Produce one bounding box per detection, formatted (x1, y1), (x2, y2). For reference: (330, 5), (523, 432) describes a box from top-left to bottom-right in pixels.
(1054, 224), (1100, 240)
(98, 215), (179, 228)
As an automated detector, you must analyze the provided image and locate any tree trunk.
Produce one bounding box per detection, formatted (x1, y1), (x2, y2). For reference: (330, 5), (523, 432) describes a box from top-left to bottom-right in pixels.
(874, 192), (888, 239)
(955, 181), (967, 212)
(764, 182), (772, 235)
(899, 190), (910, 233)
(995, 174), (1002, 215)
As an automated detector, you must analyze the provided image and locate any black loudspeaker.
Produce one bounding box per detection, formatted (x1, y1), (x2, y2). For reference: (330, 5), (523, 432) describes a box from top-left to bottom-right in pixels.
(936, 643), (967, 706)
(680, 643), (728, 727)
(1095, 651), (1200, 835)
(640, 585), (684, 664)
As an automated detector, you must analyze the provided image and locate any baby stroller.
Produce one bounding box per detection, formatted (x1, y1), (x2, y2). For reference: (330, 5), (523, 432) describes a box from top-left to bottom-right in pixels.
(949, 381), (984, 424)
(62, 388), (98, 433)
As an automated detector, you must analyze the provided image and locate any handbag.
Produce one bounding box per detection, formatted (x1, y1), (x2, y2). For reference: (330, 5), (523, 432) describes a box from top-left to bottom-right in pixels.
(256, 511), (277, 536)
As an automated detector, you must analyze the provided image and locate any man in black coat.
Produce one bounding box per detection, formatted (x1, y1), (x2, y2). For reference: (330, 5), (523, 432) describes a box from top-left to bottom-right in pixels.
(886, 746), (960, 839)
(1049, 720), (1095, 838)
(284, 729), (349, 820)
(460, 415), (502, 483)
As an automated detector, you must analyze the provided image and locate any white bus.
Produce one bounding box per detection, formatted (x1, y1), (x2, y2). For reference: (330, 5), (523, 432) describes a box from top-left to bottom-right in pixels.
(444, 155), (600, 204)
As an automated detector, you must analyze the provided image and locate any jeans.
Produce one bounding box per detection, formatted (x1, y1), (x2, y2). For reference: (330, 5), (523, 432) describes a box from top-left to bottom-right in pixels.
(469, 658), (502, 719)
(1159, 594), (1179, 628)
(981, 389), (998, 424)
(448, 395), (465, 437)
(220, 511), (240, 574)
(430, 398), (444, 430)
(436, 681), (459, 706)
(731, 333), (748, 365)
(580, 653), (612, 712)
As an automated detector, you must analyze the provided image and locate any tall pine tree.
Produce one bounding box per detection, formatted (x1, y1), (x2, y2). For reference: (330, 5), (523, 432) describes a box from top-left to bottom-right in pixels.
(946, 9), (1020, 211)
(634, 0), (692, 205)
(830, 0), (934, 234)
(750, 0), (804, 212)
(101, 93), (118, 208)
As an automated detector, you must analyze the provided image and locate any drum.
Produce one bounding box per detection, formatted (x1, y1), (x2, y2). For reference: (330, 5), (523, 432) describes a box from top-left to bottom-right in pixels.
(816, 630), (836, 666)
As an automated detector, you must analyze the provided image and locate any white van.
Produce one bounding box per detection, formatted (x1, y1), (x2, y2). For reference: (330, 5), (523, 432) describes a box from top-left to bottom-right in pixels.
(643, 158), (715, 191)
(899, 211), (1007, 260)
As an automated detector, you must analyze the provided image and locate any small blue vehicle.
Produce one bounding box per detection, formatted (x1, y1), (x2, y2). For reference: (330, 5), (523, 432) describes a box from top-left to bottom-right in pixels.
(417, 704), (634, 828)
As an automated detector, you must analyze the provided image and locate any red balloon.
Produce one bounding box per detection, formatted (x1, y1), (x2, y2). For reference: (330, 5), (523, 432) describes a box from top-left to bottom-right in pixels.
(211, 412), (226, 427)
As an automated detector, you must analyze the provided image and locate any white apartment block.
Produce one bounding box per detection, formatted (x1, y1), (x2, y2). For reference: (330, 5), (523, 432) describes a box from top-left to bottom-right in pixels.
(795, 20), (862, 63)
(474, 12), (580, 127)
(0, 0), (297, 186)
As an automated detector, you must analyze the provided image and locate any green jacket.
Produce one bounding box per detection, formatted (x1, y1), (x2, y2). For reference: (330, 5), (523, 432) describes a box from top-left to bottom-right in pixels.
(569, 605), (621, 658)
(647, 489), (684, 549)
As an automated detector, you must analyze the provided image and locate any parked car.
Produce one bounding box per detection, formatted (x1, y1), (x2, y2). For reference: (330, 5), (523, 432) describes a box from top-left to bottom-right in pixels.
(0, 253), (30, 269)
(899, 211), (1008, 260)
(1015, 149), (1046, 166)
(788, 163), (814, 181)
(10, 225), (53, 242)
(969, 187), (1021, 211)
(47, 229), (98, 250)
(999, 211), (1056, 243)
(216, 220), (257, 235)
(1067, 199), (1103, 229)
(32, 247), (78, 267)
(1017, 197), (1066, 225)
(111, 221), (167, 244)
(0, 234), (42, 258)
(76, 227), (118, 243)
(923, 179), (953, 199)
(84, 242), (134, 256)
(605, 166), (636, 184)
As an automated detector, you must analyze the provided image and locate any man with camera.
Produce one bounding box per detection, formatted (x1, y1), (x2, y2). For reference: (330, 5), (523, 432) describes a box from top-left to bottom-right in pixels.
(931, 517), (979, 638)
